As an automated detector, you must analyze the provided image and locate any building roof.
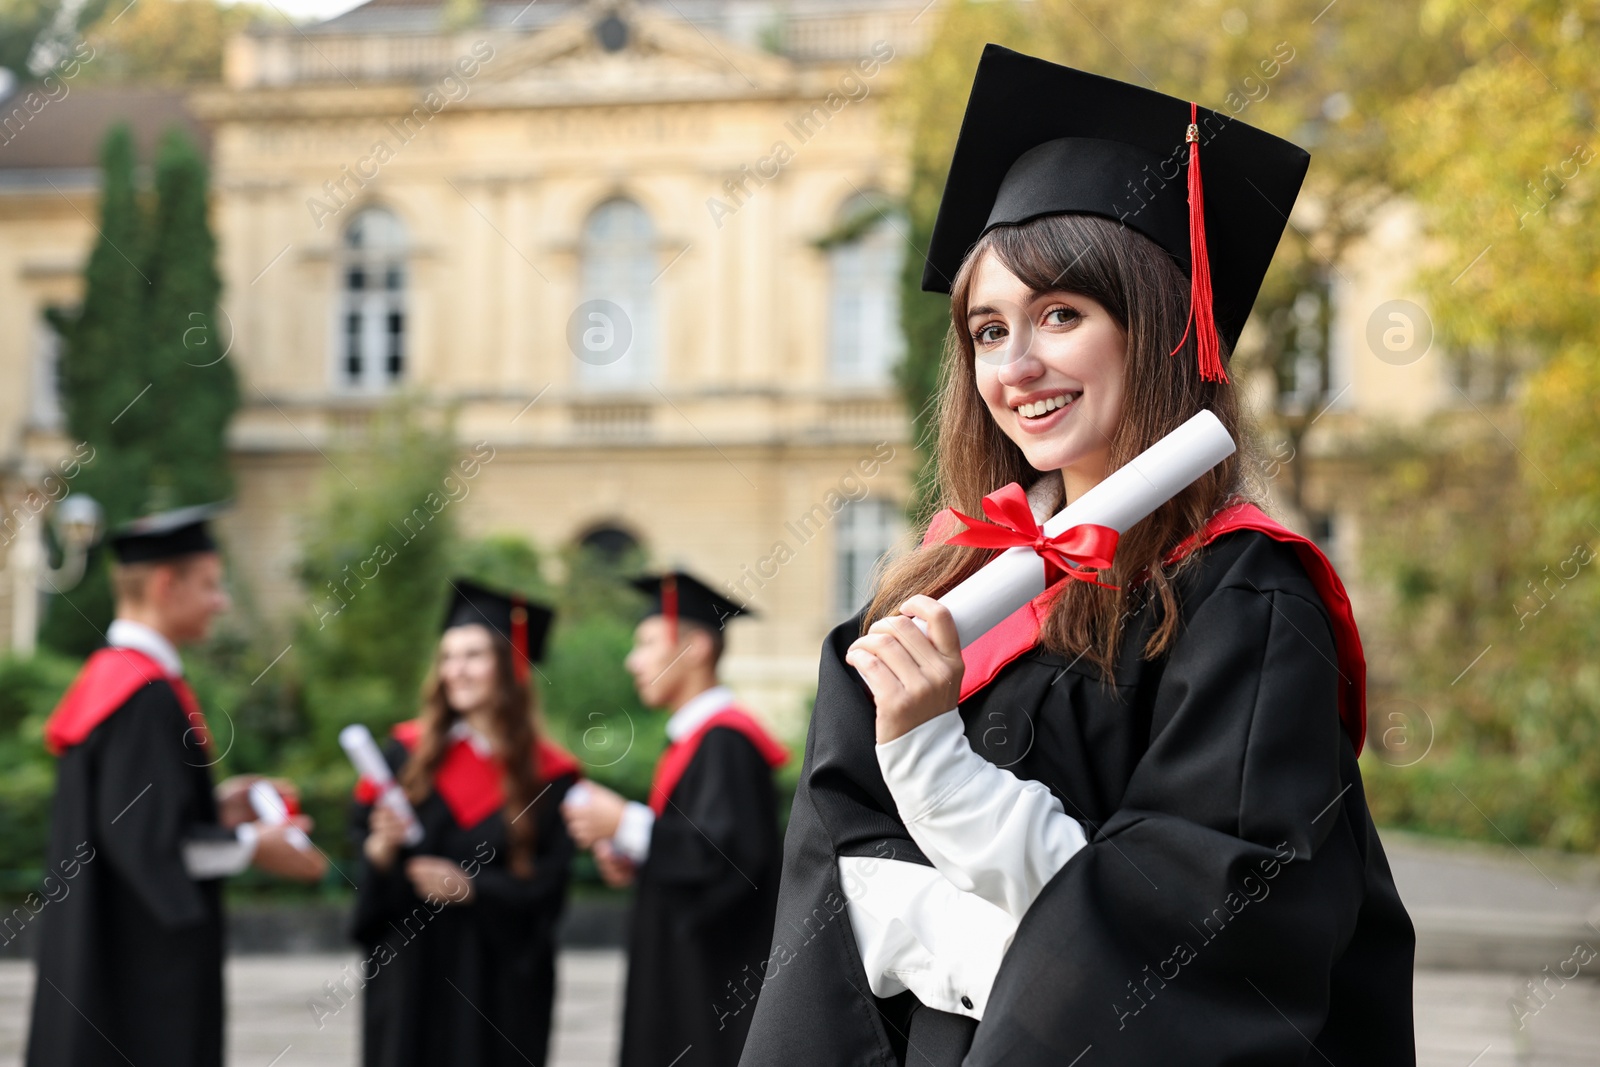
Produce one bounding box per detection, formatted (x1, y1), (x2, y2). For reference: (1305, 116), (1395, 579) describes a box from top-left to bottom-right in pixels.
(0, 86), (210, 178)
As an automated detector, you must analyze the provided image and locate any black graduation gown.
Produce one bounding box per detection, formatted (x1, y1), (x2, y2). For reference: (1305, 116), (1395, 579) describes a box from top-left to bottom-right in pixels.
(619, 726), (783, 1067)
(349, 738), (577, 1067)
(740, 530), (1416, 1066)
(26, 681), (231, 1067)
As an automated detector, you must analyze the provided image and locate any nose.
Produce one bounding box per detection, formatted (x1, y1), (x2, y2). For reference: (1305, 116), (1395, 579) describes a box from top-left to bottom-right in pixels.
(994, 335), (1044, 387)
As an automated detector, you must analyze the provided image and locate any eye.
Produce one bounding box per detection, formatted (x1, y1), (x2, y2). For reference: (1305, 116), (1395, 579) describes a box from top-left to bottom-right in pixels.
(972, 321), (1007, 346)
(1043, 305), (1081, 327)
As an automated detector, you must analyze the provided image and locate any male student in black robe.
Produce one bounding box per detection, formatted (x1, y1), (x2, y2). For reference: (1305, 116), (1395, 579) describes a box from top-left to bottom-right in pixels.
(25, 502), (325, 1067)
(562, 571), (788, 1067)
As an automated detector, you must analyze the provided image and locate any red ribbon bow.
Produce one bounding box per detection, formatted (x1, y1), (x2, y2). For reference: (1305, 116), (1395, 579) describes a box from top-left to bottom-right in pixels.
(945, 482), (1121, 590)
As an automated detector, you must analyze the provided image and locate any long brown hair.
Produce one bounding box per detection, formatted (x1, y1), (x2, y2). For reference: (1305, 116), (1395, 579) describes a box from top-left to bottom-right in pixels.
(865, 213), (1263, 682)
(400, 627), (543, 875)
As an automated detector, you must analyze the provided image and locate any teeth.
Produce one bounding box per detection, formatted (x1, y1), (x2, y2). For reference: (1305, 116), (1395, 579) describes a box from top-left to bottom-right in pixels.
(1018, 393), (1078, 418)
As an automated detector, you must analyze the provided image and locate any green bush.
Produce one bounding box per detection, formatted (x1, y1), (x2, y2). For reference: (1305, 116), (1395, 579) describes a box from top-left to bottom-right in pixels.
(0, 652), (82, 894)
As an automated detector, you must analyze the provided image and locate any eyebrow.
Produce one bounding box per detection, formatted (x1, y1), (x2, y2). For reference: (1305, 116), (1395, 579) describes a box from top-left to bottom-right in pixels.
(966, 290), (1079, 321)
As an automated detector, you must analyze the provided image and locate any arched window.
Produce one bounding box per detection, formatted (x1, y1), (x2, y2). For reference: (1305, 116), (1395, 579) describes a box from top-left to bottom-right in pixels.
(577, 198), (658, 387)
(578, 524), (641, 566)
(340, 207), (407, 390)
(828, 192), (905, 385)
(834, 497), (903, 619)
(32, 308), (65, 429)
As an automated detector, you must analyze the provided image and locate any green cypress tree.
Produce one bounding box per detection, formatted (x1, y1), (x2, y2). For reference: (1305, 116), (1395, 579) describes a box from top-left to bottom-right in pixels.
(40, 123), (239, 655)
(142, 125), (239, 506)
(40, 122), (149, 654)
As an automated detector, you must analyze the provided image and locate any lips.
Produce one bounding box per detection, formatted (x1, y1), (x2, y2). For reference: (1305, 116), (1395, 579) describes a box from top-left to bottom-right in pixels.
(1013, 391), (1080, 419)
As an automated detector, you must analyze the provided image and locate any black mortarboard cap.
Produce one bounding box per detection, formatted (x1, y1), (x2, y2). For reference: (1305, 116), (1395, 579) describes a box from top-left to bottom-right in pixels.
(629, 570), (755, 642)
(921, 45), (1311, 381)
(107, 501), (228, 563)
(443, 577), (555, 678)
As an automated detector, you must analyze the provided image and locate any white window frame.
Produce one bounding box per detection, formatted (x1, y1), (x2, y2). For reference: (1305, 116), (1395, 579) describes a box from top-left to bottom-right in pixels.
(336, 206), (408, 393)
(577, 197), (658, 390)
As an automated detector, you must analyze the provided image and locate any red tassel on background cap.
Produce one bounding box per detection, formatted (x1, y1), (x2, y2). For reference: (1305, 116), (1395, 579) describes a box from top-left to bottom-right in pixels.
(1170, 101), (1227, 384)
(510, 598), (529, 684)
(662, 573), (678, 645)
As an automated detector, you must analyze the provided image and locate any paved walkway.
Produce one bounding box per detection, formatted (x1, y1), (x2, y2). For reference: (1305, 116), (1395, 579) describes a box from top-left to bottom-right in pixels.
(3, 831), (1600, 1065)
(3, 952), (1599, 1066)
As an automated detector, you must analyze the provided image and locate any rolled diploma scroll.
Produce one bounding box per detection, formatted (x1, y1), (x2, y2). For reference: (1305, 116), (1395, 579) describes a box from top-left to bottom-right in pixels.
(248, 780), (314, 852)
(924, 409), (1237, 648)
(339, 724), (425, 847)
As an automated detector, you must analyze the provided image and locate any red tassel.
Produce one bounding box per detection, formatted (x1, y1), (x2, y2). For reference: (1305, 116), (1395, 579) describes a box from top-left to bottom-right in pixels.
(1170, 102), (1227, 384)
(510, 598), (530, 685)
(662, 574), (678, 646)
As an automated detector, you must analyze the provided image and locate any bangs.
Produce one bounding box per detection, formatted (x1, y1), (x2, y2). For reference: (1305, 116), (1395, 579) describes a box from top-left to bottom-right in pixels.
(970, 213), (1135, 325)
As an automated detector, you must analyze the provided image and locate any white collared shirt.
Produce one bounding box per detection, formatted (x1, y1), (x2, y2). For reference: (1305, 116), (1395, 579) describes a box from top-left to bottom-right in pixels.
(107, 618), (184, 676)
(108, 619), (262, 879)
(665, 684), (737, 742)
(448, 717), (495, 757)
(610, 684), (738, 864)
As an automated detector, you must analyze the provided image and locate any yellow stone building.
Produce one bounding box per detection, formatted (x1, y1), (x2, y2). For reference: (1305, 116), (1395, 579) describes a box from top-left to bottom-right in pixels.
(0, 0), (1505, 735)
(0, 0), (934, 734)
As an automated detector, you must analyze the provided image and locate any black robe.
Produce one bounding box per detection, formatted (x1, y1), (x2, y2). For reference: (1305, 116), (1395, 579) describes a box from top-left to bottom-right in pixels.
(349, 737), (577, 1067)
(619, 726), (784, 1067)
(740, 530), (1416, 1066)
(26, 680), (232, 1067)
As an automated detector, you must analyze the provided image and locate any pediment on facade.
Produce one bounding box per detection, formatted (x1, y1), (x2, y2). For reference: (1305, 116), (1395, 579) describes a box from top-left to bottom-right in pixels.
(476, 4), (797, 102)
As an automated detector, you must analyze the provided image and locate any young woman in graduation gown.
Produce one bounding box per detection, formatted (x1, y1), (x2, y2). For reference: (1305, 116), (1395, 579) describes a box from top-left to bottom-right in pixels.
(350, 580), (580, 1067)
(740, 46), (1416, 1067)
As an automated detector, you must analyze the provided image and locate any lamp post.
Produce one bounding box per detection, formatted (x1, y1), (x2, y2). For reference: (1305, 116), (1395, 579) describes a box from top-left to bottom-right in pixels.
(9, 492), (103, 656)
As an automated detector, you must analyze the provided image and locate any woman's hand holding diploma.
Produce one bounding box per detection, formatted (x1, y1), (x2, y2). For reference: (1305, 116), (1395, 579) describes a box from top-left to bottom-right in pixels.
(845, 595), (966, 745)
(364, 803), (410, 872)
(365, 807), (473, 902)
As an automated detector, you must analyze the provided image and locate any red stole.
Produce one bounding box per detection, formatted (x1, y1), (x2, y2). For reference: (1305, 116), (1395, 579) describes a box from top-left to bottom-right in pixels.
(647, 704), (789, 816)
(357, 719), (582, 829)
(43, 645), (211, 756)
(921, 499), (1368, 754)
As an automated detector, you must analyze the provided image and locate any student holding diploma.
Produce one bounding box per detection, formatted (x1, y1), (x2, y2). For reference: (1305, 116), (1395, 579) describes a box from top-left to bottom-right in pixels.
(349, 578), (580, 1067)
(562, 571), (788, 1067)
(25, 503), (325, 1067)
(740, 47), (1415, 1066)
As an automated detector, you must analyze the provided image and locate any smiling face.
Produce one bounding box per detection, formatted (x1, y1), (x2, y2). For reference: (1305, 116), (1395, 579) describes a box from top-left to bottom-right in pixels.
(966, 248), (1129, 501)
(437, 623), (500, 717)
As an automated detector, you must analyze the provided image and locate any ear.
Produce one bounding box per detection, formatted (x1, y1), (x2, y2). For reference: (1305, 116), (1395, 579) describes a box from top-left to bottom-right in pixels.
(685, 626), (716, 667)
(147, 562), (176, 605)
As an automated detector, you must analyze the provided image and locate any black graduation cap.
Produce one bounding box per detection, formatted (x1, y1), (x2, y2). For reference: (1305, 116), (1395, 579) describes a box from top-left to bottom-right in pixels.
(629, 570), (755, 643)
(107, 501), (228, 563)
(442, 577), (555, 680)
(921, 44), (1310, 383)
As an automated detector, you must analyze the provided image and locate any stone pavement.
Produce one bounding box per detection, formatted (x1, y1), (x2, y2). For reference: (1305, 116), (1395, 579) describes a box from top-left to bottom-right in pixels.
(1387, 830), (1600, 973)
(2, 830), (1599, 1065)
(2, 952), (1599, 1066)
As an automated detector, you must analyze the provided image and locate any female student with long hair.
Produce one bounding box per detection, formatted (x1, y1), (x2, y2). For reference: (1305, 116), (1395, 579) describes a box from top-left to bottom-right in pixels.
(741, 47), (1415, 1066)
(351, 579), (580, 1067)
